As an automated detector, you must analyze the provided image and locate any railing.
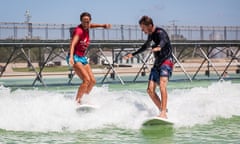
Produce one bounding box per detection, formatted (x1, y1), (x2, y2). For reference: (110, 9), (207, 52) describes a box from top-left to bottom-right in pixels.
(0, 22), (240, 41)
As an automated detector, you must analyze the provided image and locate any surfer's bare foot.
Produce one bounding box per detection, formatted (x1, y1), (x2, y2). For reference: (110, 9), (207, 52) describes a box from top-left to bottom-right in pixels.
(158, 111), (168, 119)
(76, 98), (81, 104)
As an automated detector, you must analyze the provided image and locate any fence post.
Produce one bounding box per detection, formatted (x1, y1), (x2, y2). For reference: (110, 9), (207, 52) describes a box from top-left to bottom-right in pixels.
(200, 26), (203, 40)
(224, 26), (227, 40)
(61, 24), (65, 39)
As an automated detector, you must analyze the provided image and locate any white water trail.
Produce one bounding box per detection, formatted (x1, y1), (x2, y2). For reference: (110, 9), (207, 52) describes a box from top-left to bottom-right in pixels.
(168, 81), (240, 127)
(0, 81), (239, 132)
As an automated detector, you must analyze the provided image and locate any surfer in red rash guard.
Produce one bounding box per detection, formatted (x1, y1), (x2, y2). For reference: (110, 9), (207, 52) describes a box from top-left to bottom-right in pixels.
(67, 12), (111, 104)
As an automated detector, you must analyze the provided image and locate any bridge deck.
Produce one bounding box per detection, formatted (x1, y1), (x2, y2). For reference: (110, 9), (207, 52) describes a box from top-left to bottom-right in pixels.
(1, 40), (240, 47)
(0, 29), (240, 86)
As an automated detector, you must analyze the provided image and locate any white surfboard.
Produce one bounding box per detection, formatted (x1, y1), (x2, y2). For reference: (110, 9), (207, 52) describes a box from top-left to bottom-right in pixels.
(142, 117), (174, 126)
(76, 104), (98, 113)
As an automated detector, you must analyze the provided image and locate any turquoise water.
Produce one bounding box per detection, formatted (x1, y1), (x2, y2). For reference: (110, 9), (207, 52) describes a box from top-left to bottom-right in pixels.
(0, 80), (240, 143)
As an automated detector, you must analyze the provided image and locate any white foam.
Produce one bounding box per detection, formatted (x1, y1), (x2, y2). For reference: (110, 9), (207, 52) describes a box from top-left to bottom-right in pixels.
(168, 81), (240, 127)
(0, 81), (239, 132)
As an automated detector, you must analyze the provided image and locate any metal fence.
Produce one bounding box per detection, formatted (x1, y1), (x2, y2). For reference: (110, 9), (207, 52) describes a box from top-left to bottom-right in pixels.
(0, 22), (240, 41)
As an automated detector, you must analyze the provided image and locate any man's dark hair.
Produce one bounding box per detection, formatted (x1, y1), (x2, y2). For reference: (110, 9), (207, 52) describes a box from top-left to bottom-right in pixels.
(80, 12), (92, 21)
(139, 16), (154, 26)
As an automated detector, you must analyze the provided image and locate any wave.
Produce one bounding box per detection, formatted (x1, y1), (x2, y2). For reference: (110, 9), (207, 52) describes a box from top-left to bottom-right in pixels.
(0, 81), (239, 132)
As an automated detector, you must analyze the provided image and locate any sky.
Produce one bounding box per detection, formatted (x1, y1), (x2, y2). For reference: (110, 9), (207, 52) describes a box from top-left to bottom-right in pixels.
(0, 0), (240, 26)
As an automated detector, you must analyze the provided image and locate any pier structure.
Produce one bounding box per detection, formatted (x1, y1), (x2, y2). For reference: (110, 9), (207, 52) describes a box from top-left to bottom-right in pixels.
(0, 22), (239, 86)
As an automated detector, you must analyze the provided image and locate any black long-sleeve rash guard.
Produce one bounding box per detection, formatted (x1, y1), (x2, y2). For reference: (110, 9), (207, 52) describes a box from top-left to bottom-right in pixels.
(132, 27), (173, 67)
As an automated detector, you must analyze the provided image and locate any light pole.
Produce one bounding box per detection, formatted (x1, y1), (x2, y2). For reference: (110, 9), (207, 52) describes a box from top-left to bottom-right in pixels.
(169, 20), (179, 40)
(24, 10), (31, 23)
(25, 10), (32, 68)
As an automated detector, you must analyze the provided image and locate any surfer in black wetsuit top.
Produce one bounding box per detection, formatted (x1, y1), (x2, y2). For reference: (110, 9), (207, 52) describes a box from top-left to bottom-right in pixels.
(124, 16), (173, 119)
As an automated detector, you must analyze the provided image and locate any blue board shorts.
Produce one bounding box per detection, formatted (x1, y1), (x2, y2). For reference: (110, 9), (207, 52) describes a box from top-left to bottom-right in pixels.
(149, 64), (173, 84)
(66, 54), (88, 65)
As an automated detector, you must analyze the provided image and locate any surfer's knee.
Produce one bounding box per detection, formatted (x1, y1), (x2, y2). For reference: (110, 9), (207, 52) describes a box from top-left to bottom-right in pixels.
(147, 88), (154, 96)
(159, 81), (167, 92)
(82, 77), (91, 86)
(90, 78), (96, 86)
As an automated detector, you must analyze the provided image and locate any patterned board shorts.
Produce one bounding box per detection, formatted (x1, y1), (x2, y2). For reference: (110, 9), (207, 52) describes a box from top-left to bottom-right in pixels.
(149, 64), (173, 84)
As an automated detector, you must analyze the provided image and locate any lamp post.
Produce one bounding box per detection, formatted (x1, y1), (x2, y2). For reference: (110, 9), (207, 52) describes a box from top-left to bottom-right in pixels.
(25, 10), (32, 68)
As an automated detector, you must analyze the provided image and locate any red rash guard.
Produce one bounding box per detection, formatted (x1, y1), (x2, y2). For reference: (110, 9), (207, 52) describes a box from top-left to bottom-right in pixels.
(73, 25), (90, 57)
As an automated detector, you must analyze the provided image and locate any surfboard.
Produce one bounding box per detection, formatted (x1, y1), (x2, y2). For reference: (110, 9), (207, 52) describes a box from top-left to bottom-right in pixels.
(76, 104), (98, 113)
(142, 117), (174, 126)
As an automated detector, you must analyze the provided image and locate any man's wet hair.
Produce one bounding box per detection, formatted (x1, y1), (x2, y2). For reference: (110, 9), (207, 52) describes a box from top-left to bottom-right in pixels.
(139, 16), (154, 26)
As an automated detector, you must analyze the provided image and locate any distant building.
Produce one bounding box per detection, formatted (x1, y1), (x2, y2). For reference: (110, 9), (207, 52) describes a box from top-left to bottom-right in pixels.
(44, 51), (68, 66)
(98, 49), (153, 66)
